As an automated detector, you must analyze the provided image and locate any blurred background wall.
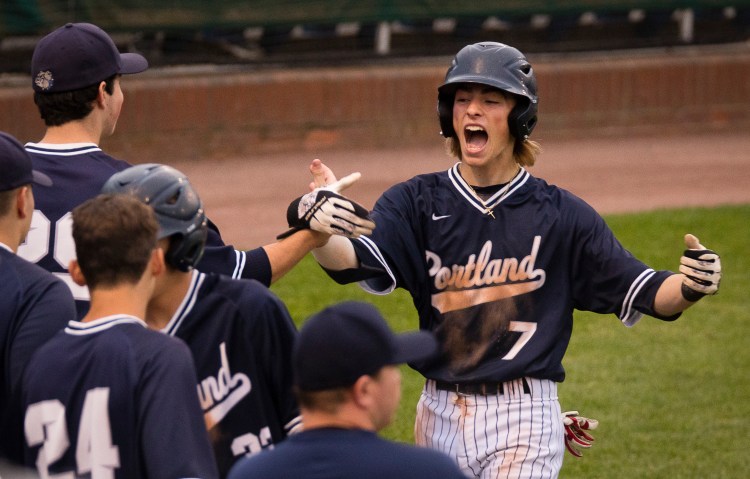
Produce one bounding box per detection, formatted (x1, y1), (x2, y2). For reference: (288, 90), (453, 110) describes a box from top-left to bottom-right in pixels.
(1, 1), (748, 160)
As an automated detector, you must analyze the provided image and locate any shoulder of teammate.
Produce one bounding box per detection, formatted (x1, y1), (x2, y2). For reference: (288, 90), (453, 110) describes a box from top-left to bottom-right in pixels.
(383, 439), (466, 477)
(6, 253), (75, 313)
(214, 274), (297, 335)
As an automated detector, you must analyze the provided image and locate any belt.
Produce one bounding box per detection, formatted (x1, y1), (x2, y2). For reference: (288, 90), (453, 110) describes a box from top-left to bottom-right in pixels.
(434, 378), (531, 396)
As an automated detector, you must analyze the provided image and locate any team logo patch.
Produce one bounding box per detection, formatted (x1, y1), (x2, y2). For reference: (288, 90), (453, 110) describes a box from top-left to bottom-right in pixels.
(35, 71), (54, 91)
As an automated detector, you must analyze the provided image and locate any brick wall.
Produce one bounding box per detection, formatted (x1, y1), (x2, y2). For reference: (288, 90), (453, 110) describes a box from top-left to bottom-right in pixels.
(1, 46), (748, 162)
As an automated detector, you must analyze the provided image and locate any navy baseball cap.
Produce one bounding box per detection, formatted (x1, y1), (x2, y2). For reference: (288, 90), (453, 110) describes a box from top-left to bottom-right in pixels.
(0, 131), (52, 191)
(31, 22), (148, 93)
(294, 301), (439, 391)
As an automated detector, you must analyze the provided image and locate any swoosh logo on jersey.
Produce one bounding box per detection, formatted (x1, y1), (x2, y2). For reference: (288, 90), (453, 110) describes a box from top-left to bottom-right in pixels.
(432, 213), (451, 221)
(427, 236), (546, 313)
(197, 342), (252, 428)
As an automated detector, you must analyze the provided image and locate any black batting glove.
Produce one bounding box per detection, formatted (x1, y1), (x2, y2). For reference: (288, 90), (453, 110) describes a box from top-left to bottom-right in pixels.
(277, 173), (375, 240)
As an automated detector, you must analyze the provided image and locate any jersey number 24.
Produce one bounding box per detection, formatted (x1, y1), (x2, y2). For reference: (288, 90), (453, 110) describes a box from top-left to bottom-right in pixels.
(25, 387), (119, 479)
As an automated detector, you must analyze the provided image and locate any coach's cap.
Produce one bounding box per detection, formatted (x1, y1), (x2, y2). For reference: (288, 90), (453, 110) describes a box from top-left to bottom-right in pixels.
(0, 131), (52, 191)
(294, 301), (438, 391)
(31, 22), (148, 93)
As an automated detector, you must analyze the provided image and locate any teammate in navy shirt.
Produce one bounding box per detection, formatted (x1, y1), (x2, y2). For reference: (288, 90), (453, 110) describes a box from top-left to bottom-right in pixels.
(227, 301), (467, 479)
(306, 42), (722, 477)
(103, 164), (301, 478)
(0, 132), (75, 466)
(22, 194), (217, 479)
(19, 22), (328, 317)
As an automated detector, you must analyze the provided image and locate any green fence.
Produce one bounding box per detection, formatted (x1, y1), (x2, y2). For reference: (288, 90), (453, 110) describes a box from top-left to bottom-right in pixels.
(3, 1), (749, 36)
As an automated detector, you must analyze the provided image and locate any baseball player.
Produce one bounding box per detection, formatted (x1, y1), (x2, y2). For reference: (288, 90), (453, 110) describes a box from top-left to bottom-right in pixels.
(22, 194), (217, 479)
(102, 164), (305, 478)
(298, 42), (722, 477)
(0, 131), (75, 466)
(18, 22), (331, 317)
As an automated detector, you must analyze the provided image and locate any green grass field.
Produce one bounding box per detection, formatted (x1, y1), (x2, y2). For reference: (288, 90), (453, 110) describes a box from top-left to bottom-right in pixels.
(271, 204), (750, 478)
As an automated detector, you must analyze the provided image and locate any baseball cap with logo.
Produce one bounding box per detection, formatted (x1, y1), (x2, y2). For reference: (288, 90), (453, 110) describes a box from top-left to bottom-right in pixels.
(31, 22), (148, 93)
(293, 301), (439, 391)
(0, 131), (52, 191)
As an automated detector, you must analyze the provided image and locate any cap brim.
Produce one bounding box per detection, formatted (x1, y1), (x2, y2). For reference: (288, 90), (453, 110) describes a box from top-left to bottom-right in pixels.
(32, 170), (53, 187)
(120, 53), (149, 75)
(392, 331), (438, 365)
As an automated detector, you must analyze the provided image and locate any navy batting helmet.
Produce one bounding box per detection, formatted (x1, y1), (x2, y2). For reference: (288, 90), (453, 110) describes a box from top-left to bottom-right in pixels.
(438, 42), (538, 143)
(101, 164), (208, 272)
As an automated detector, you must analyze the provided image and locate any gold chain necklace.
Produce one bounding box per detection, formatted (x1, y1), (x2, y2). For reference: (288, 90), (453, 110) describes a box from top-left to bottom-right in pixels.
(466, 184), (497, 218)
(463, 166), (522, 219)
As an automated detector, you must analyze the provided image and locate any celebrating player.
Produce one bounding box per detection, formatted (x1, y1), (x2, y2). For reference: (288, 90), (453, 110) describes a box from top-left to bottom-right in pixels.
(22, 194), (217, 478)
(297, 42), (722, 477)
(0, 131), (75, 466)
(227, 301), (467, 479)
(18, 22), (336, 317)
(102, 164), (302, 478)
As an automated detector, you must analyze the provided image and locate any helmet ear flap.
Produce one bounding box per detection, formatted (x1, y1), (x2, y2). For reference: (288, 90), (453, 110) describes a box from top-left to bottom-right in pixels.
(507, 98), (538, 144)
(165, 228), (208, 272)
(437, 91), (455, 138)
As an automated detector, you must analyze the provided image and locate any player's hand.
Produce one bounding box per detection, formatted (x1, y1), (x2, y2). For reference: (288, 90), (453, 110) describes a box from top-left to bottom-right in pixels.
(562, 411), (599, 458)
(679, 234), (721, 302)
(278, 172), (375, 240)
(309, 159), (338, 190)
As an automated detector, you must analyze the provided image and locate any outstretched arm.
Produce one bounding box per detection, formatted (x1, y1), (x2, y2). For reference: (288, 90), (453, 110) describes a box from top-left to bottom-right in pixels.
(263, 230), (330, 284)
(653, 234), (721, 316)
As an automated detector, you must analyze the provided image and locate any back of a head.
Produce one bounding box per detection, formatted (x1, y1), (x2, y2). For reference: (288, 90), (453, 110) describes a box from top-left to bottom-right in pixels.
(72, 194), (159, 289)
(101, 163), (208, 272)
(31, 22), (149, 126)
(437, 42), (538, 142)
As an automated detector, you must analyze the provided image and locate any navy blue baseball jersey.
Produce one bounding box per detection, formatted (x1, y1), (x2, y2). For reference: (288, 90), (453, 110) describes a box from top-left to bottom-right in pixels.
(22, 315), (218, 479)
(18, 143), (271, 317)
(0, 245), (75, 463)
(326, 164), (676, 383)
(226, 427), (468, 479)
(162, 270), (300, 478)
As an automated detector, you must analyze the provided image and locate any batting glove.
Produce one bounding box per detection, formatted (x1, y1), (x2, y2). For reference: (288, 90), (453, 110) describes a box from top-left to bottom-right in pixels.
(277, 173), (375, 240)
(562, 411), (599, 458)
(679, 234), (721, 302)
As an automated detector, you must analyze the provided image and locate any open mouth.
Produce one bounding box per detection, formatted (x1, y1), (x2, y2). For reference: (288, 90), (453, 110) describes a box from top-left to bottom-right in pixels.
(464, 125), (488, 152)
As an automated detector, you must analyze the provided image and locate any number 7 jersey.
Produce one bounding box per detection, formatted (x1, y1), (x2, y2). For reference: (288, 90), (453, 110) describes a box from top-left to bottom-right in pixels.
(345, 164), (676, 384)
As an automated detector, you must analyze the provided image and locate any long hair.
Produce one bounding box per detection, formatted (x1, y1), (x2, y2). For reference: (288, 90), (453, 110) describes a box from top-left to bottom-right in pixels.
(445, 136), (542, 167)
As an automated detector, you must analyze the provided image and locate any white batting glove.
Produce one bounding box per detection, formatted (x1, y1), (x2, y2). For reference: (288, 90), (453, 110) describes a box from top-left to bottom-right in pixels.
(277, 172), (375, 240)
(679, 234), (721, 302)
(562, 411), (599, 458)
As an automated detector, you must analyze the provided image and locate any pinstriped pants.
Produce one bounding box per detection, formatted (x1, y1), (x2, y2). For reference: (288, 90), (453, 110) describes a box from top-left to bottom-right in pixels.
(415, 378), (564, 479)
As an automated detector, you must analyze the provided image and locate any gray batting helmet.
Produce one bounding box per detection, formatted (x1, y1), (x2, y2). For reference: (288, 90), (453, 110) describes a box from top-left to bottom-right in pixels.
(438, 42), (538, 143)
(101, 163), (208, 272)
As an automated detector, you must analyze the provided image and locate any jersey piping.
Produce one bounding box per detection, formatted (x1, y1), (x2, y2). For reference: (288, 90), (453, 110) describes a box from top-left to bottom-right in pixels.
(162, 270), (205, 337)
(25, 142), (103, 156)
(64, 314), (147, 335)
(447, 162), (530, 214)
